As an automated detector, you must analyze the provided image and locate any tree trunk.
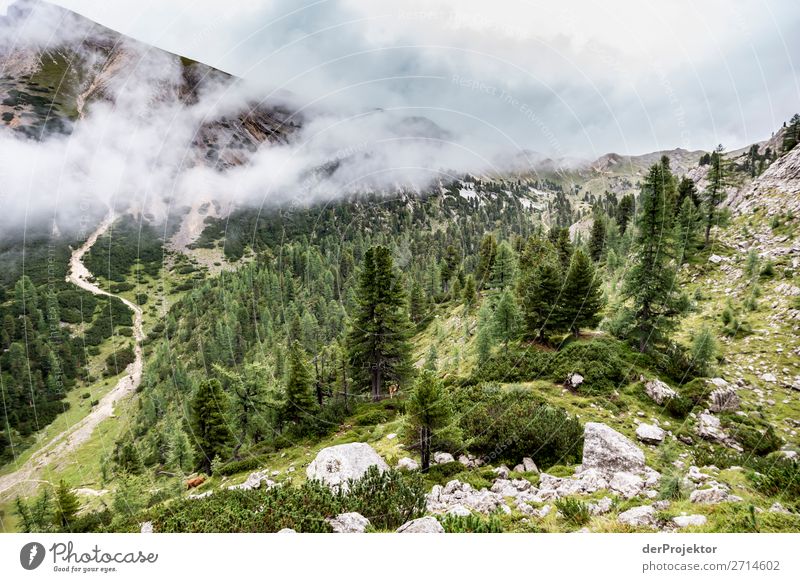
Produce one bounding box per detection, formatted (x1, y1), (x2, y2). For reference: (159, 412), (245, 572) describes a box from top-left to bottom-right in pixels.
(420, 425), (431, 472)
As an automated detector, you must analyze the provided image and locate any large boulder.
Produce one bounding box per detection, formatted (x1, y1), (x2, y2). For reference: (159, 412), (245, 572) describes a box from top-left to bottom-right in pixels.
(582, 422), (646, 478)
(306, 443), (389, 490)
(433, 451), (455, 464)
(643, 378), (678, 405)
(689, 487), (729, 504)
(396, 516), (444, 533)
(327, 512), (370, 533)
(636, 423), (665, 445)
(709, 386), (740, 413)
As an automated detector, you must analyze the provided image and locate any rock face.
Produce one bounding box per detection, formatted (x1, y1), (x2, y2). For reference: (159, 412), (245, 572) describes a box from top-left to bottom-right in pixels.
(618, 505), (657, 528)
(306, 443), (389, 490)
(709, 386), (740, 413)
(396, 516), (444, 533)
(636, 423), (665, 445)
(582, 422), (646, 478)
(327, 512), (370, 533)
(643, 378), (678, 405)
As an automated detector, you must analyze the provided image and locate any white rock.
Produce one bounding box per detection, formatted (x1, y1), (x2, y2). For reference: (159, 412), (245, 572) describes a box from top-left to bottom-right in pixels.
(396, 516), (444, 533)
(689, 487), (729, 504)
(673, 514), (707, 528)
(397, 457), (419, 471)
(761, 372), (777, 383)
(618, 505), (657, 528)
(643, 378), (678, 405)
(433, 451), (455, 464)
(566, 372), (584, 389)
(306, 443), (389, 491)
(709, 254), (724, 264)
(609, 471), (645, 499)
(709, 386), (740, 413)
(522, 457), (539, 474)
(492, 465), (510, 479)
(769, 502), (791, 514)
(277, 528), (296, 533)
(582, 422), (646, 478)
(447, 504), (472, 517)
(188, 491), (213, 500)
(636, 423), (665, 445)
(386, 433), (397, 440)
(535, 504), (552, 518)
(140, 522), (153, 534)
(588, 497), (613, 515)
(327, 512), (370, 533)
(227, 470), (275, 491)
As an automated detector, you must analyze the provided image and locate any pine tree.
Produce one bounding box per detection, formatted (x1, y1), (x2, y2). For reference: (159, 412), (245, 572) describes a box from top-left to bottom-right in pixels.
(561, 249), (604, 336)
(492, 288), (521, 344)
(549, 227), (574, 268)
(703, 144), (727, 247)
(691, 326), (717, 376)
(191, 378), (233, 473)
(675, 196), (701, 264)
(622, 160), (680, 352)
(616, 194), (635, 235)
(406, 369), (453, 472)
(516, 236), (564, 341)
(166, 422), (194, 474)
(424, 344), (438, 371)
(283, 341), (316, 425)
(53, 479), (80, 532)
(347, 246), (413, 401)
(490, 241), (516, 289)
(409, 280), (427, 324)
(475, 302), (494, 365)
(476, 234), (498, 288)
(462, 274), (477, 309)
(676, 176), (700, 211)
(588, 213), (606, 262)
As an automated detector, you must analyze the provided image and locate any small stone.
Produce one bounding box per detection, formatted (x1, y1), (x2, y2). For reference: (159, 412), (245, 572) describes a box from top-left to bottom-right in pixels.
(636, 423), (665, 445)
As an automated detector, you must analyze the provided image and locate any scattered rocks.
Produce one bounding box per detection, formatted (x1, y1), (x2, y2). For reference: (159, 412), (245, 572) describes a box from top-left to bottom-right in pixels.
(188, 491), (213, 500)
(618, 505), (657, 528)
(429, 479), (507, 514)
(396, 516), (444, 533)
(457, 453), (482, 468)
(643, 378), (678, 405)
(227, 471), (275, 491)
(582, 422), (646, 478)
(397, 457), (419, 471)
(673, 514), (707, 528)
(636, 423), (666, 445)
(306, 443), (389, 491)
(327, 512), (370, 533)
(709, 254), (724, 264)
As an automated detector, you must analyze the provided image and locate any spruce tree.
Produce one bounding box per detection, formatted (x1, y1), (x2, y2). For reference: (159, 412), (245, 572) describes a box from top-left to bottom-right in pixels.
(191, 378), (233, 473)
(406, 370), (453, 472)
(53, 479), (80, 532)
(516, 236), (564, 341)
(283, 341), (316, 425)
(621, 160), (680, 352)
(549, 227), (574, 268)
(462, 274), (477, 309)
(561, 248), (604, 336)
(588, 212), (607, 262)
(675, 196), (701, 264)
(490, 241), (516, 289)
(492, 288), (521, 344)
(703, 145), (727, 247)
(347, 246), (413, 401)
(476, 234), (498, 288)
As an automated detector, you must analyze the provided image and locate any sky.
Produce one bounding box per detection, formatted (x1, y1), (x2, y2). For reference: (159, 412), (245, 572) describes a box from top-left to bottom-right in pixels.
(14, 0), (798, 158)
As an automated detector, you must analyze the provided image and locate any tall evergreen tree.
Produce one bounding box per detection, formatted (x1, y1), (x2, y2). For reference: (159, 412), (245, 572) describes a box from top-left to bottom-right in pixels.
(549, 227), (574, 269)
(492, 288), (521, 344)
(53, 479), (80, 532)
(561, 249), (604, 336)
(616, 194), (635, 235)
(406, 370), (453, 472)
(283, 341), (316, 425)
(621, 160), (680, 352)
(588, 212), (607, 262)
(490, 241), (517, 289)
(675, 196), (701, 264)
(475, 302), (494, 364)
(462, 274), (477, 310)
(347, 246), (414, 401)
(516, 236), (564, 341)
(476, 234), (498, 288)
(191, 378), (233, 473)
(703, 144), (727, 247)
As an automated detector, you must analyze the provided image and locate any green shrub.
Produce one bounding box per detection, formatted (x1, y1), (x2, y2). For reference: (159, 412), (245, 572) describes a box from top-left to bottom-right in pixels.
(728, 423), (782, 456)
(457, 385), (583, 468)
(550, 340), (628, 394)
(554, 497), (590, 526)
(423, 461), (464, 486)
(665, 395), (694, 419)
(440, 513), (504, 533)
(345, 466), (426, 530)
(659, 473), (686, 500)
(216, 455), (271, 476)
(748, 457), (800, 499)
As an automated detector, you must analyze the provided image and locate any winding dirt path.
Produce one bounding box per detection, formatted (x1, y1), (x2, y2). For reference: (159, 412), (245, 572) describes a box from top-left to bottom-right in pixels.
(0, 215), (143, 501)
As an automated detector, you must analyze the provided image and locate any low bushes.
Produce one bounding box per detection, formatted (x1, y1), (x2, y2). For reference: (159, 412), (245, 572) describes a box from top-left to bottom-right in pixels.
(456, 384), (583, 469)
(440, 513), (504, 533)
(216, 454), (271, 476)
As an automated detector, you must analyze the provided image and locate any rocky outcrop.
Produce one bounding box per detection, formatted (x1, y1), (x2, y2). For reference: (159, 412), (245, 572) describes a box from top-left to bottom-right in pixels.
(327, 512), (370, 533)
(306, 443), (389, 491)
(582, 422), (646, 478)
(396, 516), (444, 533)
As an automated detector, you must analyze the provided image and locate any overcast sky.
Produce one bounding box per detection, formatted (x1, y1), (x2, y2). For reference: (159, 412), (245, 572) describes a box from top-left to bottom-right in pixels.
(3, 0), (800, 158)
